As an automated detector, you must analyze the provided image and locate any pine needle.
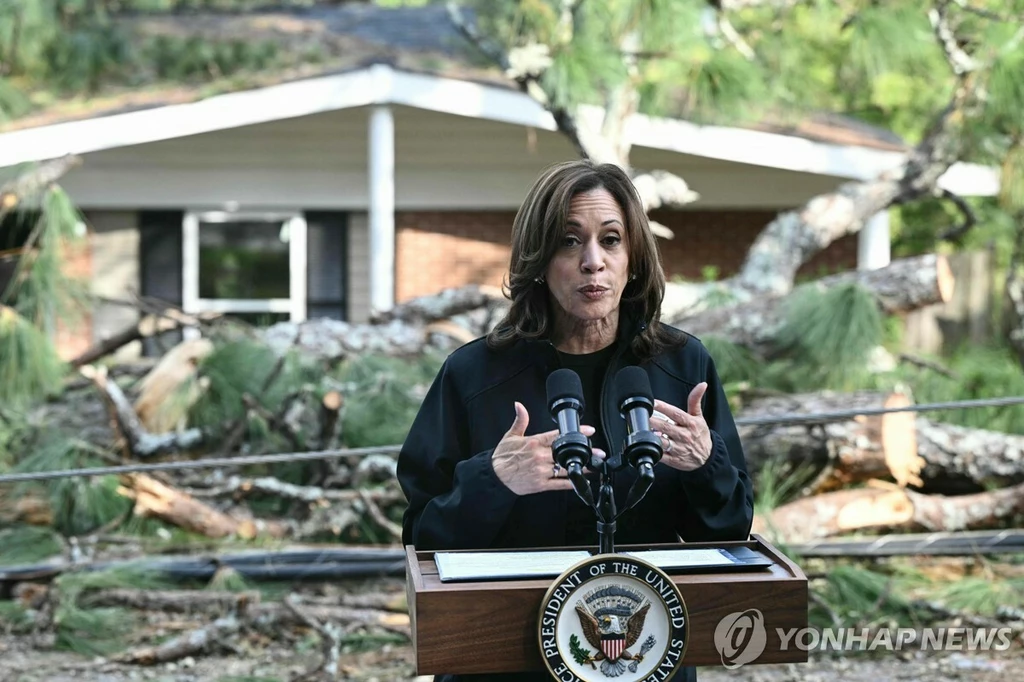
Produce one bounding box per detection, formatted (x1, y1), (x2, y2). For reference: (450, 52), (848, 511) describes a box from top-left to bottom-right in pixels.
(0, 526), (63, 565)
(773, 282), (883, 390)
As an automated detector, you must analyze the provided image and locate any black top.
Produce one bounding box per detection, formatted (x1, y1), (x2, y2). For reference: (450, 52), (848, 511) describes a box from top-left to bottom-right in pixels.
(557, 341), (617, 547)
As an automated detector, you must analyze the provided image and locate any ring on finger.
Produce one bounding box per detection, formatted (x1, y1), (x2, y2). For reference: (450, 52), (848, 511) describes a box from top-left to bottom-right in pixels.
(552, 463), (561, 478)
(660, 432), (674, 454)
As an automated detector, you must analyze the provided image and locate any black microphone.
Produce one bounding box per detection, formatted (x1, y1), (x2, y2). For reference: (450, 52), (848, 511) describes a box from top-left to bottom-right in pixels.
(613, 366), (663, 511)
(546, 369), (595, 508)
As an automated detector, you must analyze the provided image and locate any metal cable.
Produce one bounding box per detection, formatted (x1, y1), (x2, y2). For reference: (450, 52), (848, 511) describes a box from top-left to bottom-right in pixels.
(733, 394), (1024, 427)
(0, 445), (401, 484)
(1, 395), (1023, 485)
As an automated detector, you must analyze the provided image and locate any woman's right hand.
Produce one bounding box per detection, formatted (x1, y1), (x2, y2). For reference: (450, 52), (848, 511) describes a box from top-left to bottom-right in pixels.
(492, 401), (604, 495)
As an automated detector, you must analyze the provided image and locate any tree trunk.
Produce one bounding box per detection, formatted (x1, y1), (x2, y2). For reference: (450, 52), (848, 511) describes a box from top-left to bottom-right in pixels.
(81, 364), (206, 459)
(916, 418), (1024, 494)
(754, 481), (1024, 543)
(671, 253), (954, 349)
(738, 390), (922, 492)
(134, 338), (214, 433)
(117, 473), (288, 539)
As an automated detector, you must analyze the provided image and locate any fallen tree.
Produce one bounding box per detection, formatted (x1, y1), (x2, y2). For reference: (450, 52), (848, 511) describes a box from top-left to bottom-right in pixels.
(755, 480), (1024, 544)
(677, 253), (954, 353)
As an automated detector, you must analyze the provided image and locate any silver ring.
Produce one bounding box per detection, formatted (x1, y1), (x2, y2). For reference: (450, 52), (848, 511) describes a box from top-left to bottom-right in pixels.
(661, 433), (674, 454)
(552, 464), (561, 477)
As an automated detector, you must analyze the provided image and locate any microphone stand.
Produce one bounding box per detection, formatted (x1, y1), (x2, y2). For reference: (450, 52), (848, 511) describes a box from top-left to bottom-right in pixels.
(595, 469), (617, 554)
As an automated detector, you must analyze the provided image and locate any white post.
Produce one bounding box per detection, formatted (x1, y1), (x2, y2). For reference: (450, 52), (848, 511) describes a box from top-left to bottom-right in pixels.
(858, 210), (891, 271)
(368, 105), (395, 314)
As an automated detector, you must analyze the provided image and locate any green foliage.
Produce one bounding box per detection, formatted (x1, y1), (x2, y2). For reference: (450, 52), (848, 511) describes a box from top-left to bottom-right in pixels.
(770, 282), (884, 391)
(0, 303), (65, 405)
(13, 437), (131, 536)
(810, 564), (916, 630)
(52, 566), (172, 656)
(0, 525), (63, 565)
(189, 339), (320, 429)
(0, 600), (32, 632)
(937, 575), (1024, 616)
(337, 352), (445, 447)
(892, 344), (1024, 433)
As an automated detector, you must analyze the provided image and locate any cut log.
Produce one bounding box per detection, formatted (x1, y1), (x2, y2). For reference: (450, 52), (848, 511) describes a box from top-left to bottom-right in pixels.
(675, 254), (954, 353)
(738, 390), (922, 492)
(916, 418), (1024, 494)
(134, 338), (214, 433)
(754, 480), (1024, 543)
(81, 365), (205, 459)
(369, 284), (505, 324)
(117, 473), (288, 539)
(114, 615), (242, 664)
(83, 588), (260, 615)
(187, 475), (403, 506)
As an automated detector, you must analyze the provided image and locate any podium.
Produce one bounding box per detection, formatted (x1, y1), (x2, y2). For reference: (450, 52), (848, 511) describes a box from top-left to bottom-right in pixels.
(405, 534), (808, 676)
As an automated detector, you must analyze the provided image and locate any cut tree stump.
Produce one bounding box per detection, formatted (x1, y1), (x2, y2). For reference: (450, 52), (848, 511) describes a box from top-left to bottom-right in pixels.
(738, 390), (922, 492)
(754, 480), (1024, 543)
(915, 418), (1024, 494)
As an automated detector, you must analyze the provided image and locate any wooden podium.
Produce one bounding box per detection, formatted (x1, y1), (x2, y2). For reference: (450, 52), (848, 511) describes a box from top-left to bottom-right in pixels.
(405, 535), (808, 676)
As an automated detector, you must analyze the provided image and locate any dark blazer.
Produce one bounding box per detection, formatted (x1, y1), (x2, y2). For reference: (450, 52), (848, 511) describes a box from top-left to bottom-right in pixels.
(397, 314), (754, 682)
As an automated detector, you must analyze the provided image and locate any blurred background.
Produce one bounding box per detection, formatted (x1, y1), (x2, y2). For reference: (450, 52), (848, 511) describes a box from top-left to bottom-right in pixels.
(1, 1), (1024, 680)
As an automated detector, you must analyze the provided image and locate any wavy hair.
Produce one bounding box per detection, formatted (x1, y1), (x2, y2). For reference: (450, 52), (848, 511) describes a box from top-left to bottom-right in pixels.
(487, 159), (683, 360)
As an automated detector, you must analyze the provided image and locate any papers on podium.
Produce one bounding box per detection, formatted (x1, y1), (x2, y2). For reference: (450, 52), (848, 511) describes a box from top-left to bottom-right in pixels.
(434, 547), (757, 582)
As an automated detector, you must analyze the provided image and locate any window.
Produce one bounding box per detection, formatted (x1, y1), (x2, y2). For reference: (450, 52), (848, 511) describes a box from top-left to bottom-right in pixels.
(183, 211), (307, 321)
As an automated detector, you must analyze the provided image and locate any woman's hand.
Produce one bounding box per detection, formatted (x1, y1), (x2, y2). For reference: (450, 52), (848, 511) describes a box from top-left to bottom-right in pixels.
(492, 402), (605, 495)
(652, 383), (712, 472)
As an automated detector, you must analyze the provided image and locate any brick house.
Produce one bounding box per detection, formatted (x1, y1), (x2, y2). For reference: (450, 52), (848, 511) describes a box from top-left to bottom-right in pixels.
(0, 64), (998, 359)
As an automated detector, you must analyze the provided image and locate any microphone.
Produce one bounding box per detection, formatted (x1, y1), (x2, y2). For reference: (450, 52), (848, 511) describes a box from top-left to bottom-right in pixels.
(613, 366), (663, 511)
(546, 369), (595, 508)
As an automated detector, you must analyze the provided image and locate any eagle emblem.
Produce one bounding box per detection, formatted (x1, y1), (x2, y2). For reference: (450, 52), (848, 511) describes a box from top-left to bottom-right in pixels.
(573, 585), (656, 677)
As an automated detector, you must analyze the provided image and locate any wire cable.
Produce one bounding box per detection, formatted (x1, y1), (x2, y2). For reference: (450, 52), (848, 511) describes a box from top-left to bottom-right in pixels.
(2, 395), (1023, 485)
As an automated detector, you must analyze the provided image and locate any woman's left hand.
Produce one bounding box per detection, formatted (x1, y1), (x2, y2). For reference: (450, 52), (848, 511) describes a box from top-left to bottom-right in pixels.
(652, 383), (712, 472)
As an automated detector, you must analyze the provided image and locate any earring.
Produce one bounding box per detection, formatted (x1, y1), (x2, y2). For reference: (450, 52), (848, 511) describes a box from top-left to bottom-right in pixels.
(535, 276), (545, 284)
(629, 274), (637, 281)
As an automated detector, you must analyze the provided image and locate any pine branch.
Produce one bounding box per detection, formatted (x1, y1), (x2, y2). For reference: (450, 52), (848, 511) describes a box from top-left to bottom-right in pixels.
(0, 156), (81, 223)
(929, 1), (978, 76)
(446, 1), (589, 160)
(937, 189), (977, 243)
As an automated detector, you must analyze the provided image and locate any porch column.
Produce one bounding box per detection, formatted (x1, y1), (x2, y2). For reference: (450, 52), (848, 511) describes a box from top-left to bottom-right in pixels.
(368, 104), (395, 314)
(858, 210), (891, 271)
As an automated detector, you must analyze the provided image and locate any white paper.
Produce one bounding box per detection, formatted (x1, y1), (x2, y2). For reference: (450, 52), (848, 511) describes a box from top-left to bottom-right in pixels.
(435, 550), (590, 582)
(623, 548), (734, 569)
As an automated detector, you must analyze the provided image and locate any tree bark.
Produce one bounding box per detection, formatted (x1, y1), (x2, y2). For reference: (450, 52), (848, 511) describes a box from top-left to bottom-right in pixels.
(754, 481), (1024, 543)
(114, 615), (242, 664)
(117, 473), (288, 539)
(133, 338), (214, 434)
(916, 418), (1024, 494)
(673, 253), (955, 352)
(738, 390), (922, 492)
(81, 365), (206, 459)
(83, 588), (260, 615)
(0, 155), (82, 220)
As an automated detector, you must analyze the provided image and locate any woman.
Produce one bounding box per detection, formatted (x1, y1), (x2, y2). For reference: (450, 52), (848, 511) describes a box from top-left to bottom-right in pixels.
(397, 160), (753, 682)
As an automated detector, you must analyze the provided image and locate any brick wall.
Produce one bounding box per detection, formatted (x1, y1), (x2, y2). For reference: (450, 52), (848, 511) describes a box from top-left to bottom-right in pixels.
(651, 209), (858, 281)
(395, 211), (517, 302)
(395, 209), (860, 302)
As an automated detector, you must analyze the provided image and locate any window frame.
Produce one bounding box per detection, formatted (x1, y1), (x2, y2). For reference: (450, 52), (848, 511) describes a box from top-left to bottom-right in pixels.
(182, 210), (308, 322)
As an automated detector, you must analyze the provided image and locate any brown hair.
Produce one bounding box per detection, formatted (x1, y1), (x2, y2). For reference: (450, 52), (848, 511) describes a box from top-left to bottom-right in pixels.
(487, 159), (683, 360)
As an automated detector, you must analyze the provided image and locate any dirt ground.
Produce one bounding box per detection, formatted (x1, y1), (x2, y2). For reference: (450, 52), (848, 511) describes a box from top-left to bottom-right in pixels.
(2, 637), (1023, 682)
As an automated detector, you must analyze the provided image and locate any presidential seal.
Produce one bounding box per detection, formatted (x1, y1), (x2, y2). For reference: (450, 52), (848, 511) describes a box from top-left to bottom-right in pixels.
(538, 554), (688, 682)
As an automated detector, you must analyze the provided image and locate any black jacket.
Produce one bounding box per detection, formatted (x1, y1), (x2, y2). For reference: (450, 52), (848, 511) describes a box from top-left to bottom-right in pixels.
(398, 315), (754, 681)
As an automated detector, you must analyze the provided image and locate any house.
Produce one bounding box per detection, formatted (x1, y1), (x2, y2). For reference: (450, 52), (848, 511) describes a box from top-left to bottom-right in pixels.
(0, 7), (999, 359)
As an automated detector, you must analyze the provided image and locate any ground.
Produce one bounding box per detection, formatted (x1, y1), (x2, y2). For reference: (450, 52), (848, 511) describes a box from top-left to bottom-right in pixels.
(2, 637), (1023, 682)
